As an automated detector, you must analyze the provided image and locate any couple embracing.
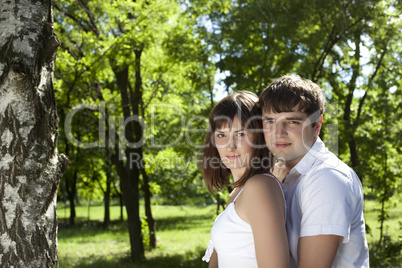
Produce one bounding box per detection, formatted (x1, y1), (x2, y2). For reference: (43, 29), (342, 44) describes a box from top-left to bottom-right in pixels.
(201, 76), (369, 268)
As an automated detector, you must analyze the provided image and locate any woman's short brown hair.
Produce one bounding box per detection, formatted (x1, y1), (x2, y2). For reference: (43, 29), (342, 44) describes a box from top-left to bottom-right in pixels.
(201, 91), (273, 193)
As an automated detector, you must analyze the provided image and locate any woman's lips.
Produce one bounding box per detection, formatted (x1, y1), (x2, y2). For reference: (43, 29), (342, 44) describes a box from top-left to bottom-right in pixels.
(226, 155), (240, 160)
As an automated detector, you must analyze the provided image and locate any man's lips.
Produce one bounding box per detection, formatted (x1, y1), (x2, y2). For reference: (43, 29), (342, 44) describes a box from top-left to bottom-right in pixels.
(226, 155), (240, 160)
(275, 142), (291, 149)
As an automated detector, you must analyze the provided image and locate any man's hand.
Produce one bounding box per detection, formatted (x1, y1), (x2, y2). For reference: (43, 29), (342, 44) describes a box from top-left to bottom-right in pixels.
(272, 160), (290, 183)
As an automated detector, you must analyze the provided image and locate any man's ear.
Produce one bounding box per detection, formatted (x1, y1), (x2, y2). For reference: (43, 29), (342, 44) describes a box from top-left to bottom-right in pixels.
(314, 116), (323, 138)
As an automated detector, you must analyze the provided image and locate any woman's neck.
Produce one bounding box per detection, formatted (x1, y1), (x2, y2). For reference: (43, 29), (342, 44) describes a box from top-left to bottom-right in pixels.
(231, 167), (246, 183)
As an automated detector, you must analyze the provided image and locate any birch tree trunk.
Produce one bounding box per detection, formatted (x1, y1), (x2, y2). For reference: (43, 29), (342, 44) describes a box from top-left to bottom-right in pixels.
(0, 0), (68, 266)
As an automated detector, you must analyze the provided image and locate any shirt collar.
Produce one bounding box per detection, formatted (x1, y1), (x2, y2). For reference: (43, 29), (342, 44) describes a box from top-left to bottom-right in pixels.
(283, 137), (326, 188)
(293, 137), (326, 175)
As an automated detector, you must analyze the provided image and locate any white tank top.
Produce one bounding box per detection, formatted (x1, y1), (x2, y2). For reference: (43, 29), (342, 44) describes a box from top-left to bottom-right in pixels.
(202, 174), (285, 268)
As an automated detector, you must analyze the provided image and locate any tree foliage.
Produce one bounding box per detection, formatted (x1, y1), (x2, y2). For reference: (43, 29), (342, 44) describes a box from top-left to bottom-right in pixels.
(54, 0), (215, 261)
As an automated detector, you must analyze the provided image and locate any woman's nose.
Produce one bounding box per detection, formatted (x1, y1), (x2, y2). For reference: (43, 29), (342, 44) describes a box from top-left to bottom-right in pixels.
(228, 136), (237, 151)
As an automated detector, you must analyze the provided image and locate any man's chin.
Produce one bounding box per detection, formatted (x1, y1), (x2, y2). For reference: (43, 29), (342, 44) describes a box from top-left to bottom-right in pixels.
(273, 154), (286, 162)
(276, 158), (286, 163)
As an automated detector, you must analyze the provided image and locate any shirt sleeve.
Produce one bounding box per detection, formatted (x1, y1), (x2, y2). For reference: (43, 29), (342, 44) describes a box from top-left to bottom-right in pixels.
(299, 168), (357, 243)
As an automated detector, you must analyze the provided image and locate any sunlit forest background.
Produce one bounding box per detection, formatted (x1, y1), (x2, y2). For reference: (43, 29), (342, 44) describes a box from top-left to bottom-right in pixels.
(54, 0), (401, 267)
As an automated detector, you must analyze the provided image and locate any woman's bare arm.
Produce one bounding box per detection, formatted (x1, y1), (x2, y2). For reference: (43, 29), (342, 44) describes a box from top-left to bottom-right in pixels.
(236, 175), (290, 268)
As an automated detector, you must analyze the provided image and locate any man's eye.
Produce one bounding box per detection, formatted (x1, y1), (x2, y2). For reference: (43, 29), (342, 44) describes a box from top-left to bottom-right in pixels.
(264, 120), (274, 124)
(289, 120), (300, 124)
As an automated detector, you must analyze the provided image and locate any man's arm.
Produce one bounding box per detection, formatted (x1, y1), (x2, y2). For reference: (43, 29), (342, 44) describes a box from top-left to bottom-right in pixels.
(297, 235), (342, 268)
(208, 250), (218, 268)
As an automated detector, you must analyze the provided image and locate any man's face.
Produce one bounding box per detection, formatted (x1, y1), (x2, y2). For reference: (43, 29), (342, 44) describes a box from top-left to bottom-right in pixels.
(262, 109), (322, 169)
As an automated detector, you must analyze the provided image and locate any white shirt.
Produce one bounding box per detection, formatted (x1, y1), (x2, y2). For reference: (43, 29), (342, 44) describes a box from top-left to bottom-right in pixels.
(282, 138), (369, 268)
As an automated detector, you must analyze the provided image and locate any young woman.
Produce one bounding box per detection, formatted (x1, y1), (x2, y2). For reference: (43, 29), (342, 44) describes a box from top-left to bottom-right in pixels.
(201, 91), (289, 268)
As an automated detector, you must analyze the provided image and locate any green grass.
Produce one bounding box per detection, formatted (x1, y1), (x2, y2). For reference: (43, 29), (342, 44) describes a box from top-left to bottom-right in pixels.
(364, 198), (401, 243)
(57, 204), (215, 267)
(57, 198), (401, 267)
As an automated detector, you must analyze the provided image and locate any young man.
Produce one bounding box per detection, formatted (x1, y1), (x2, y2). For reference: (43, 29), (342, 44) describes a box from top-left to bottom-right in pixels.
(258, 76), (369, 268)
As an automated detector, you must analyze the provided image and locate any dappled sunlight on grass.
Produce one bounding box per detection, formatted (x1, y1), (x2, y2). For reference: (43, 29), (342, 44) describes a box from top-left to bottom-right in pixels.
(58, 200), (401, 267)
(57, 204), (215, 267)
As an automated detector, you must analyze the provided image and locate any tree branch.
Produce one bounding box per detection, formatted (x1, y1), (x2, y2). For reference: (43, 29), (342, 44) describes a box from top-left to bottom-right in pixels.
(77, 0), (100, 35)
(54, 3), (92, 33)
(356, 49), (387, 121)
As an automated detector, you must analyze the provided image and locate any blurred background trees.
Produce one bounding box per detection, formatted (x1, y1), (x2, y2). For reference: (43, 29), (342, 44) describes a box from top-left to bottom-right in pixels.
(53, 0), (401, 265)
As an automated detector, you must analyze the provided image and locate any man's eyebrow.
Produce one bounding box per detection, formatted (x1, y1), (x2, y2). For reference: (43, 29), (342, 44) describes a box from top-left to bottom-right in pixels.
(286, 117), (305, 121)
(262, 116), (306, 121)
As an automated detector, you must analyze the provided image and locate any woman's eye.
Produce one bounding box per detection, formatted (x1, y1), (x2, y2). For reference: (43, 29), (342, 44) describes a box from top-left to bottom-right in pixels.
(216, 133), (225, 138)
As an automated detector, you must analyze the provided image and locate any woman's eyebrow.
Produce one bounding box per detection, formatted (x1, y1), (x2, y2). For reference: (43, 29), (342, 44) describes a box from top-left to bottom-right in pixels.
(262, 116), (274, 120)
(215, 128), (245, 133)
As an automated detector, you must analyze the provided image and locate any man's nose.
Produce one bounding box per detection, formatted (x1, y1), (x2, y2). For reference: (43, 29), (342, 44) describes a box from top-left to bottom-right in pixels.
(275, 121), (287, 136)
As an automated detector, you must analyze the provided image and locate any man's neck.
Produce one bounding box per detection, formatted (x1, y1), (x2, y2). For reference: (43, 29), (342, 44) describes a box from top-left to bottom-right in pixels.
(285, 137), (319, 170)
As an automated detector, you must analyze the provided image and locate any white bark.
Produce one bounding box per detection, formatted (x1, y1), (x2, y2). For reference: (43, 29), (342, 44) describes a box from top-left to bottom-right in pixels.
(0, 0), (68, 267)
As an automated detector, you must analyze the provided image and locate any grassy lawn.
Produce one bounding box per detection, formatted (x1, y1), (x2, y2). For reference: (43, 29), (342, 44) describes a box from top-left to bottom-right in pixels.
(57, 204), (215, 267)
(364, 197), (401, 243)
(57, 197), (400, 267)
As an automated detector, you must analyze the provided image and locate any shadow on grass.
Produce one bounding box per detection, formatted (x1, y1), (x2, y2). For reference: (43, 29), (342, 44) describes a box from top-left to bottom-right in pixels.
(58, 218), (129, 240)
(58, 212), (213, 234)
(59, 246), (208, 268)
(58, 216), (212, 267)
(156, 214), (213, 231)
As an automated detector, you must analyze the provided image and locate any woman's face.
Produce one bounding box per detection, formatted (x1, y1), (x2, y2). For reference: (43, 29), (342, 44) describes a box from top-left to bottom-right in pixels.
(214, 116), (255, 174)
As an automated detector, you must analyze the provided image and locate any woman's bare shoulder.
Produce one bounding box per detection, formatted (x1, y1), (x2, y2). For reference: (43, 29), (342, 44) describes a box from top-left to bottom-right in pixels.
(237, 174), (286, 223)
(242, 174), (283, 199)
(245, 173), (280, 187)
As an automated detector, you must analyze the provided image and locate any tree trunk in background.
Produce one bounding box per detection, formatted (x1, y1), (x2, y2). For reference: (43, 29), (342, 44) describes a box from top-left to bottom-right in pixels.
(0, 0), (69, 266)
(343, 31), (362, 181)
(103, 165), (112, 229)
(112, 178), (124, 221)
(133, 48), (156, 249)
(66, 171), (78, 226)
(112, 66), (144, 261)
(142, 168), (156, 248)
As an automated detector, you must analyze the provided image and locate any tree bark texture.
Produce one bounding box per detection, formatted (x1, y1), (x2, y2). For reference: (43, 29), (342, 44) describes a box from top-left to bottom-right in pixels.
(0, 0), (68, 266)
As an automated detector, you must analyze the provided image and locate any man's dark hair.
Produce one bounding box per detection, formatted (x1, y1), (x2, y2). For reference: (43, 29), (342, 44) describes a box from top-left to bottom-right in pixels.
(258, 76), (325, 118)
